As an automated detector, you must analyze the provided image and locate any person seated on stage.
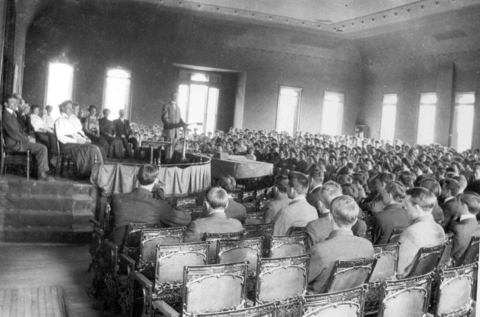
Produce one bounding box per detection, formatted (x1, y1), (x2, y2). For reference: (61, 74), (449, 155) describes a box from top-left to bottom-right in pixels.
(308, 195), (374, 294)
(113, 109), (138, 158)
(16, 101), (35, 136)
(450, 192), (480, 264)
(184, 187), (243, 242)
(110, 164), (191, 249)
(273, 172), (318, 236)
(42, 105), (55, 134)
(2, 94), (53, 181)
(82, 105), (109, 156)
(99, 108), (124, 159)
(55, 100), (104, 176)
(397, 187), (445, 279)
(29, 104), (58, 161)
(218, 176), (247, 224)
(264, 175), (291, 223)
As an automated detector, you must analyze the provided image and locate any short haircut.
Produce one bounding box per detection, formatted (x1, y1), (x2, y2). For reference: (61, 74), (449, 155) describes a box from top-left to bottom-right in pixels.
(103, 108), (109, 115)
(275, 174), (290, 193)
(405, 187), (437, 212)
(453, 175), (467, 191)
(376, 172), (394, 184)
(331, 195), (359, 227)
(458, 192), (480, 215)
(443, 178), (461, 196)
(342, 183), (359, 202)
(309, 168), (324, 184)
(31, 104), (40, 111)
(398, 171), (416, 188)
(419, 178), (441, 197)
(288, 172), (309, 195)
(218, 176), (236, 193)
(319, 181), (342, 209)
(384, 181), (406, 203)
(337, 174), (352, 185)
(58, 100), (72, 113)
(3, 93), (17, 104)
(207, 187), (229, 209)
(88, 105), (97, 112)
(137, 165), (159, 186)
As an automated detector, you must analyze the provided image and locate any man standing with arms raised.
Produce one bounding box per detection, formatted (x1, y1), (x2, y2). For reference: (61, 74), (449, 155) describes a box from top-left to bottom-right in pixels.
(162, 92), (184, 163)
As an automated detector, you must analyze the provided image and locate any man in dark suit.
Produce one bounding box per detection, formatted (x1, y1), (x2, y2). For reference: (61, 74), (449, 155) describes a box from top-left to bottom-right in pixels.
(465, 163), (480, 195)
(306, 181), (367, 247)
(110, 165), (192, 249)
(113, 109), (137, 157)
(451, 193), (480, 264)
(16, 101), (34, 136)
(184, 187), (243, 242)
(162, 92), (185, 162)
(2, 94), (52, 180)
(217, 176), (247, 223)
(440, 178), (463, 232)
(306, 168), (324, 216)
(371, 181), (410, 245)
(308, 195), (374, 294)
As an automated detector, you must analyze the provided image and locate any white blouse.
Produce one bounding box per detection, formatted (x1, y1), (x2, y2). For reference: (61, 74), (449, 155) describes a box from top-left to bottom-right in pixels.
(55, 113), (79, 144)
(29, 114), (45, 132)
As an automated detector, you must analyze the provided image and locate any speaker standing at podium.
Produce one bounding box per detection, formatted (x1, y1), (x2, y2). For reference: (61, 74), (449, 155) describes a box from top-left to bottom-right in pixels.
(161, 92), (184, 162)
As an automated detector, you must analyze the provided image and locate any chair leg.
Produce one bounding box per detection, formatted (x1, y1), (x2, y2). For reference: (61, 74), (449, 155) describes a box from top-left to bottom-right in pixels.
(26, 154), (30, 181)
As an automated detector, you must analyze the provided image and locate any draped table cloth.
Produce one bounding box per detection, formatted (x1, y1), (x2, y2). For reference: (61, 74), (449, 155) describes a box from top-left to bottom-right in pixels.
(90, 157), (211, 196)
(211, 157), (273, 179)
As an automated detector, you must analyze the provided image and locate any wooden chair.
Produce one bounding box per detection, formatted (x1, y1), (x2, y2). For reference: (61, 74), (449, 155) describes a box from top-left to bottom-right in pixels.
(377, 274), (433, 317)
(244, 223), (274, 257)
(242, 190), (256, 203)
(301, 285), (368, 317)
(204, 231), (245, 263)
(325, 258), (377, 293)
(386, 228), (404, 243)
(133, 242), (210, 316)
(438, 232), (454, 269)
(254, 254), (310, 317)
(216, 237), (263, 300)
(270, 235), (308, 258)
(55, 129), (77, 177)
(195, 302), (276, 317)
(404, 244), (444, 278)
(286, 226), (307, 236)
(434, 263), (477, 317)
(175, 197), (197, 208)
(458, 235), (480, 266)
(245, 211), (265, 225)
(365, 243), (399, 316)
(0, 127), (32, 180)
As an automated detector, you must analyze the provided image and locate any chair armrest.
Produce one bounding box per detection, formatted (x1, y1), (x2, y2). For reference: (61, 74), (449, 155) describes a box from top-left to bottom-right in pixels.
(134, 271), (153, 289)
(93, 227), (105, 238)
(119, 253), (136, 266)
(245, 299), (254, 307)
(89, 219), (101, 227)
(152, 300), (180, 317)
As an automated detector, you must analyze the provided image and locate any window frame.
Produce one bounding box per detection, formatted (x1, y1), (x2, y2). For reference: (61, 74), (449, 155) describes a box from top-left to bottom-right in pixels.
(320, 90), (345, 136)
(379, 94), (398, 143)
(102, 67), (133, 120)
(44, 61), (75, 118)
(416, 92), (437, 145)
(275, 86), (303, 136)
(451, 91), (476, 151)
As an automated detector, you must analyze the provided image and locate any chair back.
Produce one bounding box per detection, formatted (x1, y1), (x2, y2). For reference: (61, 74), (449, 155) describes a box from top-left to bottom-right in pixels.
(258, 199), (272, 210)
(438, 232), (454, 268)
(325, 258), (376, 293)
(244, 223), (274, 257)
(255, 190), (266, 202)
(182, 262), (248, 316)
(243, 201), (257, 213)
(459, 235), (480, 266)
(204, 230), (245, 263)
(378, 274), (433, 317)
(139, 227), (185, 263)
(406, 244), (444, 278)
(255, 254), (310, 305)
(270, 235), (308, 258)
(217, 237), (264, 276)
(301, 285), (368, 317)
(286, 226), (307, 236)
(386, 228), (404, 243)
(183, 206), (206, 221)
(242, 190), (256, 203)
(122, 223), (163, 256)
(434, 263), (477, 317)
(245, 211), (265, 225)
(195, 303), (276, 317)
(176, 197), (197, 208)
(370, 243), (399, 282)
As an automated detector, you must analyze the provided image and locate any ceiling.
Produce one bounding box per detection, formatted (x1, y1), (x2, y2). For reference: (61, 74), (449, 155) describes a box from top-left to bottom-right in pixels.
(137, 0), (480, 36)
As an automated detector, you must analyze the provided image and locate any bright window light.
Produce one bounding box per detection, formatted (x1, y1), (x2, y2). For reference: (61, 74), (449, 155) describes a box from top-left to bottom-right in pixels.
(452, 92), (475, 152)
(321, 91), (344, 136)
(191, 73), (209, 82)
(45, 62), (74, 119)
(103, 68), (131, 120)
(417, 93), (437, 145)
(276, 87), (301, 136)
(380, 94), (397, 142)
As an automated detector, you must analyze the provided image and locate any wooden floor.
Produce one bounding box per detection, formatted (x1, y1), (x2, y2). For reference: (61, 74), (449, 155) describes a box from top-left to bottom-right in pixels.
(0, 243), (108, 317)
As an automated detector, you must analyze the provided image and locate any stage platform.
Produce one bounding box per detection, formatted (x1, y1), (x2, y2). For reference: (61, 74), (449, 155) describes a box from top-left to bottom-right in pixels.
(0, 175), (98, 243)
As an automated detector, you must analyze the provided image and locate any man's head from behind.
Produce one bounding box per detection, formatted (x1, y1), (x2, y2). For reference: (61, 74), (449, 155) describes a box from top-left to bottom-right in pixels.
(218, 176), (236, 194)
(457, 192), (480, 216)
(319, 181), (342, 210)
(206, 187), (229, 212)
(382, 181), (406, 205)
(331, 195), (359, 230)
(403, 187), (437, 221)
(287, 172), (309, 199)
(274, 174), (290, 197)
(137, 164), (159, 187)
(308, 168), (324, 189)
(441, 178), (461, 199)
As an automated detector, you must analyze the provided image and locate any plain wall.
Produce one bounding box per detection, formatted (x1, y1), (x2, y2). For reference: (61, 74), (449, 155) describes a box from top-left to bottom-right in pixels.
(21, 1), (363, 134)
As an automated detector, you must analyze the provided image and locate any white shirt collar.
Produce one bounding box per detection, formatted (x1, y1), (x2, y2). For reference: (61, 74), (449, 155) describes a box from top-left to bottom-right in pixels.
(309, 184), (322, 193)
(444, 196), (455, 203)
(460, 214), (476, 222)
(5, 107), (14, 115)
(291, 197), (306, 202)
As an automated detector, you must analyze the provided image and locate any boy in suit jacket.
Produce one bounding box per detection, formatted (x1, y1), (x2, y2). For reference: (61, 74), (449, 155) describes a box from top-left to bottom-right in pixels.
(218, 176), (247, 224)
(451, 192), (480, 264)
(440, 178), (463, 232)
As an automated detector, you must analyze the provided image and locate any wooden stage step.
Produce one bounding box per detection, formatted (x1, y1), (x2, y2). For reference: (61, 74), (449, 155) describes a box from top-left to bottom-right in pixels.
(0, 286), (68, 317)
